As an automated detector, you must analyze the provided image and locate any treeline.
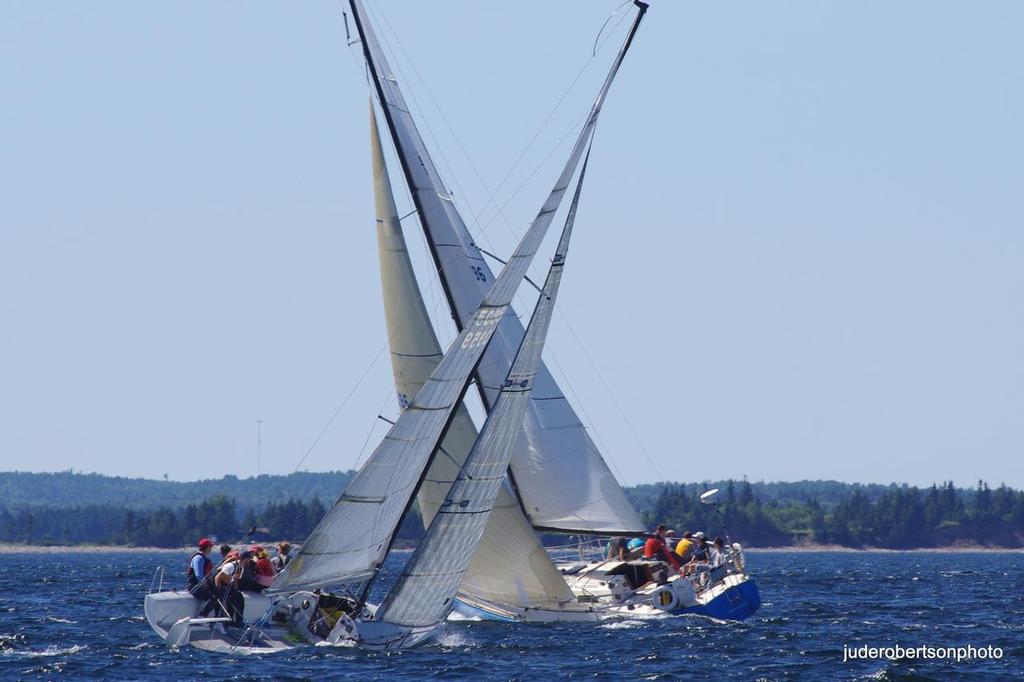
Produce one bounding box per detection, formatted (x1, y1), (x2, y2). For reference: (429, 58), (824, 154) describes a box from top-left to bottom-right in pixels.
(0, 495), (423, 548)
(0, 470), (353, 510)
(648, 480), (1024, 549)
(2, 471), (1023, 548)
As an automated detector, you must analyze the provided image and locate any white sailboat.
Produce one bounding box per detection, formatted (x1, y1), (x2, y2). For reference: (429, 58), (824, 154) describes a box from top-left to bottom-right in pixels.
(144, 0), (646, 651)
(362, 0), (760, 622)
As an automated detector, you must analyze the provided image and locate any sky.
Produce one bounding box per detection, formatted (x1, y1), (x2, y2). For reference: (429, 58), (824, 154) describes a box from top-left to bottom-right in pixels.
(1, 1), (1021, 488)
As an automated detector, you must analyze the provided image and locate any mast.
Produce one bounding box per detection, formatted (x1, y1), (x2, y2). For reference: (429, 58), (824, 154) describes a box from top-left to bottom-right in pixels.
(348, 0), (649, 536)
(349, 0), (463, 334)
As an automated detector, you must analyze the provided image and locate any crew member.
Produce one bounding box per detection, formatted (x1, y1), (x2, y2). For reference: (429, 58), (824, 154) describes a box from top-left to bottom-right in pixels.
(643, 524), (682, 571)
(271, 541), (292, 573)
(248, 545), (276, 591)
(187, 538), (215, 596)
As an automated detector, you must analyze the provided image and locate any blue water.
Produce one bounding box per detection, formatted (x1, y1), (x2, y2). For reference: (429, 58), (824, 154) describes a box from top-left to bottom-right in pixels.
(1, 551), (1020, 680)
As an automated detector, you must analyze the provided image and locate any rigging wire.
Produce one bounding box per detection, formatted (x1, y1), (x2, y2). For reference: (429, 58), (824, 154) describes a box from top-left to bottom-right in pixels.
(351, 383), (398, 471)
(364, 0), (647, 486)
(541, 339), (632, 486)
(289, 339), (389, 473)
(554, 305), (666, 481)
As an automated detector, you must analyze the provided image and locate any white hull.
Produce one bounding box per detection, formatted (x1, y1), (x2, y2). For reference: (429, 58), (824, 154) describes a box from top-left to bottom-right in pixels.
(451, 591), (602, 623)
(143, 589), (436, 652)
(558, 558), (761, 621)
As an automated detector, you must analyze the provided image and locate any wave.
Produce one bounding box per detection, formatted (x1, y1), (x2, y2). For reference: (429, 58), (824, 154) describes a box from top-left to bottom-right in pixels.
(432, 630), (477, 649)
(2, 644), (87, 658)
(598, 620), (647, 630)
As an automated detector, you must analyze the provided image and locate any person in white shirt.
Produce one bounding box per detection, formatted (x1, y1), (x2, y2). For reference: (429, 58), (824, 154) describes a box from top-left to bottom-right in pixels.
(708, 537), (727, 568)
(213, 550), (253, 626)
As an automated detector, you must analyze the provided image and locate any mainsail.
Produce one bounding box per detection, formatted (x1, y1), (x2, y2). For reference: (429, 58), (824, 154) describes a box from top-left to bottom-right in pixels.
(350, 0), (647, 535)
(370, 104), (572, 607)
(377, 145), (593, 630)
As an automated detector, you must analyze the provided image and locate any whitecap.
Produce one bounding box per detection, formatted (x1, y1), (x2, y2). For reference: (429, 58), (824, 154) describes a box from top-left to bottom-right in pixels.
(598, 619), (646, 630)
(3, 644), (87, 658)
(432, 630), (477, 648)
(315, 639), (357, 648)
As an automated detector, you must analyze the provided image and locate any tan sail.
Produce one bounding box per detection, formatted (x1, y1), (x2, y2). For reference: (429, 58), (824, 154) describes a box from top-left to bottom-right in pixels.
(370, 104), (572, 606)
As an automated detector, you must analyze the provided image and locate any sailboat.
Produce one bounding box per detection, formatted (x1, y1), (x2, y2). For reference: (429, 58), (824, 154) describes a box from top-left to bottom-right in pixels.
(361, 0), (761, 623)
(144, 0), (650, 652)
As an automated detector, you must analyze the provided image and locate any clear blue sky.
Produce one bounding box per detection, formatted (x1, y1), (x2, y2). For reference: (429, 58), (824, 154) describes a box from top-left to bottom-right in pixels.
(1, 1), (1021, 488)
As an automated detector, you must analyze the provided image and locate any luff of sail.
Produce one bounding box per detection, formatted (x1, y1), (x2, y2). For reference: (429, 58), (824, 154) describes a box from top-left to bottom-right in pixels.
(377, 144), (594, 630)
(271, 144), (568, 595)
(349, 0), (647, 535)
(370, 103), (572, 607)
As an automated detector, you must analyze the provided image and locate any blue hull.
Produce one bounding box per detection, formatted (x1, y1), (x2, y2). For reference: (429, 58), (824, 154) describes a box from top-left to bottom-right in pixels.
(685, 578), (761, 621)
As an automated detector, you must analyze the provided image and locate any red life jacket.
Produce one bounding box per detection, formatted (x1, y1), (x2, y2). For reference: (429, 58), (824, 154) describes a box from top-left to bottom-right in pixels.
(186, 552), (213, 590)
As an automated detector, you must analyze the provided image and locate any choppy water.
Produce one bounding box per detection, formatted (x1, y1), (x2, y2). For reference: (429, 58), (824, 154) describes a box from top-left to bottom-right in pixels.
(0, 551), (1020, 680)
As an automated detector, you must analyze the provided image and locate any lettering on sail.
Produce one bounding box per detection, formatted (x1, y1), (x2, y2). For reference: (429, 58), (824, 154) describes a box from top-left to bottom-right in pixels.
(460, 308), (502, 349)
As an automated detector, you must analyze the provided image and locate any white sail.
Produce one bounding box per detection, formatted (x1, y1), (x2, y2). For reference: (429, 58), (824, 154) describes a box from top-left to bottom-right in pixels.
(271, 150), (567, 595)
(370, 104), (572, 606)
(350, 0), (647, 535)
(378, 144), (592, 629)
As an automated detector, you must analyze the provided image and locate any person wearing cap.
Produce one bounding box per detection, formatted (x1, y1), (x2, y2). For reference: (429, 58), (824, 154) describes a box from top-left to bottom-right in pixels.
(691, 531), (708, 562)
(212, 550), (253, 626)
(187, 538), (215, 594)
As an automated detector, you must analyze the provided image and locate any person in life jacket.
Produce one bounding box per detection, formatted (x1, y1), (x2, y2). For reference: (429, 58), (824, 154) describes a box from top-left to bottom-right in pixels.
(643, 524), (682, 572)
(245, 545), (276, 592)
(209, 550), (252, 626)
(187, 538), (215, 594)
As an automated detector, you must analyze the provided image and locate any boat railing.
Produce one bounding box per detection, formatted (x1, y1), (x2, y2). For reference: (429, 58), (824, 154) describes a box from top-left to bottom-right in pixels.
(685, 548), (748, 595)
(545, 537), (607, 564)
(149, 566), (165, 594)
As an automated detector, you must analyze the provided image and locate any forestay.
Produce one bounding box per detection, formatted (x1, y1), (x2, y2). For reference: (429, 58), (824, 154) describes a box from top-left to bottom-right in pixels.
(369, 105), (572, 606)
(349, 0), (647, 535)
(377, 146), (594, 629)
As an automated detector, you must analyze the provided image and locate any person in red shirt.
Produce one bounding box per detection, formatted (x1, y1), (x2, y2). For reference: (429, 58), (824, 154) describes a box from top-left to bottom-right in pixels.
(248, 545), (276, 591)
(642, 524), (682, 572)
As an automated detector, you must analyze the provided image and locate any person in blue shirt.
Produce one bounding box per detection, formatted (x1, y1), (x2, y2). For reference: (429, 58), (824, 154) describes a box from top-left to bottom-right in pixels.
(187, 538), (220, 619)
(187, 538), (214, 593)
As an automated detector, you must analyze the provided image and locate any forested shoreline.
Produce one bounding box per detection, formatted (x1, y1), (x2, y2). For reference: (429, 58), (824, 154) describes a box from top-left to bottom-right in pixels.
(1, 471), (1021, 549)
